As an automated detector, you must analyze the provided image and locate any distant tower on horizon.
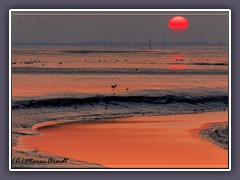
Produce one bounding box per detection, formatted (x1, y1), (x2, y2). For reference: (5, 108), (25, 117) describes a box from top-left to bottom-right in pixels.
(103, 37), (106, 50)
(218, 32), (221, 50)
(200, 31), (203, 45)
(162, 31), (165, 55)
(148, 32), (152, 50)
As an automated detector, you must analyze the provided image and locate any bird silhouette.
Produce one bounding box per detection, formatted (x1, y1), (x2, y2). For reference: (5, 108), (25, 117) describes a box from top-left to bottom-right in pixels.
(111, 84), (117, 89)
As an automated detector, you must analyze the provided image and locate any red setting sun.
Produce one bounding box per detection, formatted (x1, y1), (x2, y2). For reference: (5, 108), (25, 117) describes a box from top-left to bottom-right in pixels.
(168, 16), (189, 32)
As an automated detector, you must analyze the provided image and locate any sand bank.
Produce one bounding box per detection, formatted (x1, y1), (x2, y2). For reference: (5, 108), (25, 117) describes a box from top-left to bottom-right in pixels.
(19, 111), (228, 168)
(200, 123), (228, 150)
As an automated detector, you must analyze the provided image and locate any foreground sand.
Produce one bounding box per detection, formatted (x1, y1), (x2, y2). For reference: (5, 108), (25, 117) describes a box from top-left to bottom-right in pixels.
(12, 147), (104, 169)
(18, 111), (228, 168)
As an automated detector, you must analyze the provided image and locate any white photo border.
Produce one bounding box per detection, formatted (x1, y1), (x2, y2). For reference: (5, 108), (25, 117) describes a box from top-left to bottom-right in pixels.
(9, 9), (231, 171)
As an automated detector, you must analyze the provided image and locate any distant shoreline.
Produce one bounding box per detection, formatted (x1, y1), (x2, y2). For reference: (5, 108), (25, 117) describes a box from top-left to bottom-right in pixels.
(61, 50), (163, 54)
(12, 43), (229, 47)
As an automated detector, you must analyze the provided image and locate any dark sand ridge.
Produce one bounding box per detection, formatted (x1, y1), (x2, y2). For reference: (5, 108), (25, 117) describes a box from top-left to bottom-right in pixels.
(199, 123), (228, 150)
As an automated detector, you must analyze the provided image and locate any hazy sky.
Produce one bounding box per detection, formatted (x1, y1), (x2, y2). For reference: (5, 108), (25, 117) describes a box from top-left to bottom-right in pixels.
(11, 11), (230, 44)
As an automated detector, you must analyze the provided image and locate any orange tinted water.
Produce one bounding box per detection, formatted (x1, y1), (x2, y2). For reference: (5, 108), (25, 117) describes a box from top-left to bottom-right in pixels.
(12, 46), (228, 98)
(21, 112), (228, 168)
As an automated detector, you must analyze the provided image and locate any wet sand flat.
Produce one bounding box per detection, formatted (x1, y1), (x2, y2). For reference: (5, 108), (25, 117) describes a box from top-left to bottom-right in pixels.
(20, 111), (228, 168)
